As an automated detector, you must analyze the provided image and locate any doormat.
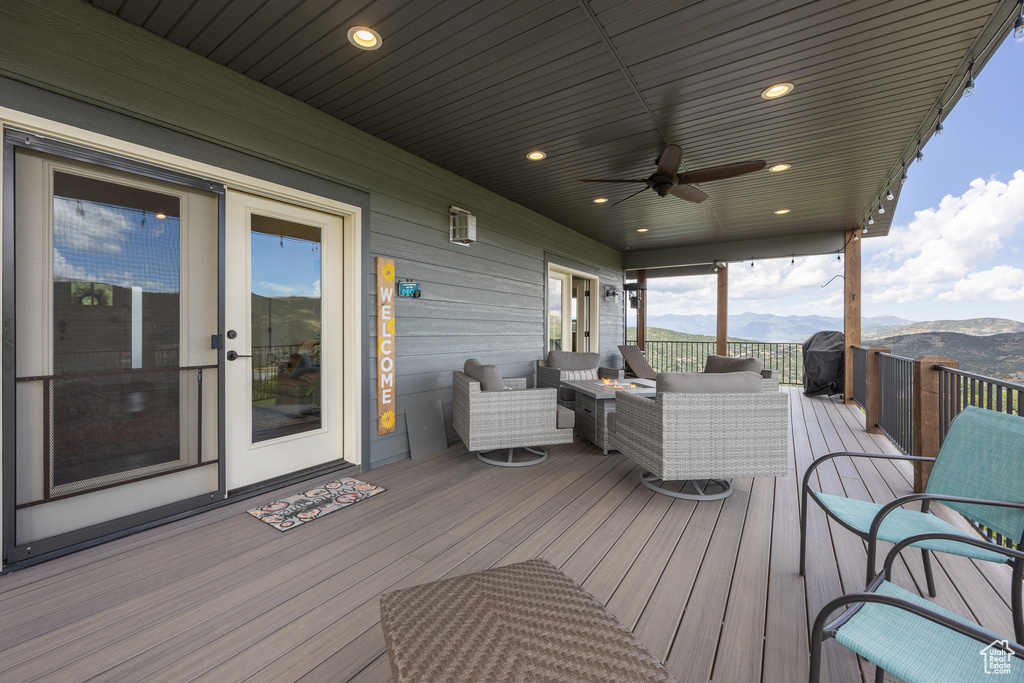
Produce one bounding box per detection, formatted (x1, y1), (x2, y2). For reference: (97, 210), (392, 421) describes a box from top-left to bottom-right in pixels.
(246, 477), (385, 531)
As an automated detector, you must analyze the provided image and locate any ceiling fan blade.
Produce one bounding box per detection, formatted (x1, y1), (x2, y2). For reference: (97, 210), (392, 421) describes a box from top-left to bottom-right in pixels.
(609, 187), (648, 207)
(577, 178), (648, 183)
(655, 144), (684, 177)
(669, 184), (708, 203)
(678, 160), (767, 185)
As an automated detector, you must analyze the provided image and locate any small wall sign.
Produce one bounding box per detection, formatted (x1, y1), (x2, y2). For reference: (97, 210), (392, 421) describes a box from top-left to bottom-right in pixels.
(397, 281), (420, 297)
(377, 257), (396, 435)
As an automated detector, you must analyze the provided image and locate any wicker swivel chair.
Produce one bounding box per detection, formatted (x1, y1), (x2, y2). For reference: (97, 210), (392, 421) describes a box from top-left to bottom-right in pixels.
(453, 361), (574, 467)
(608, 372), (789, 500)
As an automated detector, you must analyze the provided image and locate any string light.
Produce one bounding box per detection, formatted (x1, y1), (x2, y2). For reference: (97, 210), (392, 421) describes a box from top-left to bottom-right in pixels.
(1015, 0), (1024, 39)
(862, 225), (868, 234)
(915, 139), (924, 164)
(886, 186), (893, 201)
(878, 201), (885, 214)
(900, 164), (908, 185)
(934, 107), (944, 138)
(868, 216), (875, 225)
(964, 61), (975, 97)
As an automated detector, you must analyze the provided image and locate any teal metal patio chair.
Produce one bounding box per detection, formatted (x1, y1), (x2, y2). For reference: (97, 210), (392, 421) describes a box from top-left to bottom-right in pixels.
(800, 406), (1024, 643)
(810, 533), (1024, 683)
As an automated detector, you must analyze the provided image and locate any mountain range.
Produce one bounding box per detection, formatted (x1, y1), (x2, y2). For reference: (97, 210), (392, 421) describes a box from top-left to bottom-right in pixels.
(646, 312), (913, 343)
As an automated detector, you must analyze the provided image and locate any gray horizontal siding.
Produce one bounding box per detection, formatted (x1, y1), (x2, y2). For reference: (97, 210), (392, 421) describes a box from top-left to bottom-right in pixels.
(0, 0), (624, 468)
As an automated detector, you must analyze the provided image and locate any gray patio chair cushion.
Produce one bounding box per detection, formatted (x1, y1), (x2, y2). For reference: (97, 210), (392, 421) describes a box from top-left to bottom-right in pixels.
(547, 351), (600, 371)
(556, 405), (575, 430)
(703, 354), (764, 374)
(656, 371), (763, 394)
(558, 386), (577, 402)
(463, 358), (506, 391)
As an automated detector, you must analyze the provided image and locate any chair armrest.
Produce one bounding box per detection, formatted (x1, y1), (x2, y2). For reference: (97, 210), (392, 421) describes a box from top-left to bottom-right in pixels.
(802, 451), (932, 498)
(598, 366), (624, 380)
(867, 493), (1024, 545)
(885, 532), (1024, 571)
(536, 365), (563, 389)
(812, 590), (1024, 658)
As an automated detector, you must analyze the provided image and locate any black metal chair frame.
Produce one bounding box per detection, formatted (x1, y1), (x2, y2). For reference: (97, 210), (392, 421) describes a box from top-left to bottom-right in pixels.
(800, 450), (1024, 644)
(810, 533), (1024, 683)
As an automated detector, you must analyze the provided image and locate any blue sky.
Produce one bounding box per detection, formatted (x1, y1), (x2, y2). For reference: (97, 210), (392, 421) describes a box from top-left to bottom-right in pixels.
(251, 232), (321, 298)
(647, 34), (1024, 324)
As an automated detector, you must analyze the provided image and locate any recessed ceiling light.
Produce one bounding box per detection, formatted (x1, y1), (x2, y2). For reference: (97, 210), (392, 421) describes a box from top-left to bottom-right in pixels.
(637, 228), (649, 232)
(593, 197), (608, 204)
(768, 163), (791, 172)
(155, 212), (167, 219)
(347, 26), (382, 50)
(774, 209), (790, 215)
(527, 151), (547, 161)
(761, 82), (794, 99)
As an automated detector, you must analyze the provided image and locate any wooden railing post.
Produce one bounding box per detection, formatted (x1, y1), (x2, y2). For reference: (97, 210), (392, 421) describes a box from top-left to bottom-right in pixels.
(864, 346), (888, 434)
(912, 356), (958, 492)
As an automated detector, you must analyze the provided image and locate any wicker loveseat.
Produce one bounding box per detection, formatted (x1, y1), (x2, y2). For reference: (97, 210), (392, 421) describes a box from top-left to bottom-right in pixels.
(608, 371), (789, 500)
(536, 351), (623, 409)
(453, 360), (575, 467)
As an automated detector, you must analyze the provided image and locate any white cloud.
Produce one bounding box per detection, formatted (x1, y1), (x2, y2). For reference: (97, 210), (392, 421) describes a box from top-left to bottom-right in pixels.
(864, 171), (1024, 304)
(53, 197), (137, 254)
(937, 265), (1024, 301)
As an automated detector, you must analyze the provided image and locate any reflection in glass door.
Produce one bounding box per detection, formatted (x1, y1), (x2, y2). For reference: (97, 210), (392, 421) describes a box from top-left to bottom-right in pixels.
(250, 216), (322, 443)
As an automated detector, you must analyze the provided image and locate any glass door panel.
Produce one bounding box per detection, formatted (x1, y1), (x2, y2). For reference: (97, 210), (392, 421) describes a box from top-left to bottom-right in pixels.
(249, 216), (322, 443)
(548, 276), (563, 352)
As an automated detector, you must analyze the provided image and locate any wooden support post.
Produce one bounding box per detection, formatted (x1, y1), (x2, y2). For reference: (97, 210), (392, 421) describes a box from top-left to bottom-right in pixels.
(912, 356), (958, 492)
(844, 229), (861, 403)
(864, 346), (888, 434)
(637, 269), (647, 352)
(717, 264), (728, 355)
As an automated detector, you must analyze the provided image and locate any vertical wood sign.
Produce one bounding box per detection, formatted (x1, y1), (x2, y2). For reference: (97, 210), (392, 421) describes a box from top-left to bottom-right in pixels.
(377, 257), (396, 435)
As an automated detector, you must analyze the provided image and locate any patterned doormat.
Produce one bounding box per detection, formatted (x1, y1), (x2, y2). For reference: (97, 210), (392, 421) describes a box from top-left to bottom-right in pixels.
(246, 477), (385, 531)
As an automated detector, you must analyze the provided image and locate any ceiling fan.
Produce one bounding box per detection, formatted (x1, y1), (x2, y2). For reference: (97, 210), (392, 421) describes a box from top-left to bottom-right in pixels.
(578, 144), (766, 207)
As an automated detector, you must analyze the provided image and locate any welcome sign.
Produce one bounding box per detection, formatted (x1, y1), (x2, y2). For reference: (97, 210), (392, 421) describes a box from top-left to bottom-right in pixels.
(377, 257), (397, 435)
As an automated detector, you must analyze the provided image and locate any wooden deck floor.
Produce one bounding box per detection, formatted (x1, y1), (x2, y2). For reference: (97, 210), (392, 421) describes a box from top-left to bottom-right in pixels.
(0, 388), (1016, 682)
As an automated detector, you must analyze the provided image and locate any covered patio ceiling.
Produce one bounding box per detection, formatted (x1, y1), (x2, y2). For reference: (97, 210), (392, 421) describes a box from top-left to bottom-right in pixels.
(86, 0), (1020, 267)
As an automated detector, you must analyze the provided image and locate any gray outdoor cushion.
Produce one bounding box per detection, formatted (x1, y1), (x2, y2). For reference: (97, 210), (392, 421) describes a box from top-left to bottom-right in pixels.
(656, 371), (763, 394)
(463, 359), (506, 391)
(547, 351), (600, 371)
(558, 386), (577, 402)
(556, 405), (575, 430)
(703, 355), (764, 374)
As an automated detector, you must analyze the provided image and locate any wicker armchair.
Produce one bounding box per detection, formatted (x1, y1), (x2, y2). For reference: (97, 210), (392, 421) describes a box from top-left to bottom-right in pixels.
(608, 372), (789, 500)
(453, 370), (574, 467)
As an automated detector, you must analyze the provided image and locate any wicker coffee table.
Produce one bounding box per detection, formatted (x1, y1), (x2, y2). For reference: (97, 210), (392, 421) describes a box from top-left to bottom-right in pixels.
(379, 558), (675, 683)
(562, 378), (656, 454)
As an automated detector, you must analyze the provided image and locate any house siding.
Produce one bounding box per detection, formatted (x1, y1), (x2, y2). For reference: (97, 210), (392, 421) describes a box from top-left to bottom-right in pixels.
(0, 0), (624, 469)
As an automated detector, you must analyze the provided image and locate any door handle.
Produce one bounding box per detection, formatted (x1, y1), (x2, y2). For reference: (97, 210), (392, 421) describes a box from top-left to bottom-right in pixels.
(226, 350), (252, 361)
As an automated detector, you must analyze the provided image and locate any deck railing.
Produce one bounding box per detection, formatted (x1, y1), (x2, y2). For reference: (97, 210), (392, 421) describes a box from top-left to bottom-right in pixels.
(877, 352), (914, 455)
(934, 365), (1024, 550)
(627, 340), (803, 384)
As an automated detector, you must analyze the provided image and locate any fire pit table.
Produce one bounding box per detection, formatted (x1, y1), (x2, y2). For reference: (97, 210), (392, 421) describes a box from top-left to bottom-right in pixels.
(561, 378), (656, 454)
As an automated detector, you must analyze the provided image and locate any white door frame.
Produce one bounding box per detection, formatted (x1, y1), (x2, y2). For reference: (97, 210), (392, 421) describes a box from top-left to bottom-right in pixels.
(547, 263), (600, 353)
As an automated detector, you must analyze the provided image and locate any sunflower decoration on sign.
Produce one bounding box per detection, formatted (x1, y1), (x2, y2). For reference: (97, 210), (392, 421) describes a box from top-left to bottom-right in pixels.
(379, 409), (396, 431)
(381, 261), (395, 283)
(386, 316), (396, 336)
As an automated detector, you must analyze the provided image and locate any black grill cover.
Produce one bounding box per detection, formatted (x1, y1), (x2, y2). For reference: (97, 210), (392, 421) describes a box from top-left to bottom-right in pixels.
(802, 331), (845, 397)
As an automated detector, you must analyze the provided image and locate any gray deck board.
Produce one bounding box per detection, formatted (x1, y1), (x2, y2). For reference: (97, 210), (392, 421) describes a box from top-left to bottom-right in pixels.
(0, 389), (1015, 682)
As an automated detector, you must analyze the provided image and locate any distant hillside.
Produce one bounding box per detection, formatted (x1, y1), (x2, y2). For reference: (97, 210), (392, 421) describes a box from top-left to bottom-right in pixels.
(646, 313), (913, 343)
(863, 318), (1024, 340)
(871, 331), (1024, 382)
